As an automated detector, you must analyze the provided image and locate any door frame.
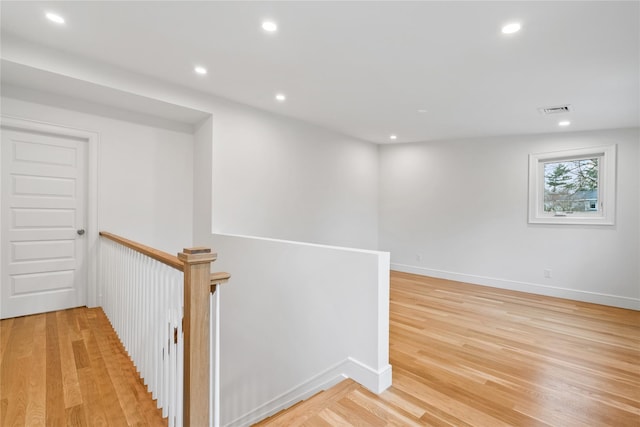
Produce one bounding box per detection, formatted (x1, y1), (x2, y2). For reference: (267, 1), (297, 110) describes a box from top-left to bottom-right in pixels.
(1, 115), (99, 308)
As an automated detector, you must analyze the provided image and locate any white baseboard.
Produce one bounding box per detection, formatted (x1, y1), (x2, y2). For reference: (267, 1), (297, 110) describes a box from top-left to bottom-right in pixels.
(225, 358), (391, 427)
(391, 263), (640, 311)
(344, 358), (392, 394)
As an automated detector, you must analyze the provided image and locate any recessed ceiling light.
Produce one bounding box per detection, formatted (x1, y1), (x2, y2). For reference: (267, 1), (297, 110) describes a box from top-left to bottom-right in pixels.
(194, 66), (207, 75)
(46, 12), (65, 24)
(417, 109), (428, 113)
(275, 93), (286, 101)
(501, 22), (521, 34)
(262, 21), (278, 32)
(558, 121), (571, 127)
(390, 135), (397, 140)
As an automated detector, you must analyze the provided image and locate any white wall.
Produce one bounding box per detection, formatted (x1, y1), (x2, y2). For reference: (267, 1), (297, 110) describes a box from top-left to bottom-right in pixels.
(206, 233), (391, 427)
(379, 128), (640, 309)
(3, 40), (381, 251)
(2, 52), (388, 427)
(188, 95), (380, 252)
(189, 104), (387, 426)
(175, 57), (385, 426)
(194, 116), (214, 239)
(1, 80), (381, 254)
(1, 94), (195, 254)
(210, 107), (379, 250)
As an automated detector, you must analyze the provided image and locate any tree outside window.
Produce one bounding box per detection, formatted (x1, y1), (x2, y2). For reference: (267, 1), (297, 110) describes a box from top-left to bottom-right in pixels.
(544, 158), (598, 213)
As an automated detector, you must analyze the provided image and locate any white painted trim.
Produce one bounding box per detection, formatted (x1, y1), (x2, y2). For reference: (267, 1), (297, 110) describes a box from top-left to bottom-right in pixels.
(225, 361), (346, 427)
(392, 263), (640, 310)
(376, 251), (391, 376)
(214, 232), (386, 255)
(224, 357), (392, 427)
(343, 358), (392, 394)
(528, 144), (617, 225)
(0, 115), (100, 307)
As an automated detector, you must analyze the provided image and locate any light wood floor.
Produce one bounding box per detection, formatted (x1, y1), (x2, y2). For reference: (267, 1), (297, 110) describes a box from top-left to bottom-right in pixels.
(256, 271), (640, 426)
(2, 273), (638, 426)
(0, 307), (166, 427)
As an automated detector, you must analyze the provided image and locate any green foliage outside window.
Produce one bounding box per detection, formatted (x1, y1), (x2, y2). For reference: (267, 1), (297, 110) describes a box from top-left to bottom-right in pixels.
(544, 158), (598, 213)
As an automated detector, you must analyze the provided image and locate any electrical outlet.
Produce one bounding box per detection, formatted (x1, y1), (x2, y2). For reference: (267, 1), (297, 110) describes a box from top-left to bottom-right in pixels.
(544, 269), (552, 279)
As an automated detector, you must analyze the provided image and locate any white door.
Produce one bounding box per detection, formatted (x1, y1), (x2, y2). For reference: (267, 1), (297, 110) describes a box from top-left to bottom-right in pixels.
(1, 127), (87, 319)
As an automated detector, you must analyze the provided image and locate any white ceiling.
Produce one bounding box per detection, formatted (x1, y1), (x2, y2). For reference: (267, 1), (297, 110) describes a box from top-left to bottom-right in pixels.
(1, 1), (638, 144)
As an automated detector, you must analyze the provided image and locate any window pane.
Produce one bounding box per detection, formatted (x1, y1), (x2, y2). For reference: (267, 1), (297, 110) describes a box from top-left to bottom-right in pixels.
(543, 158), (599, 213)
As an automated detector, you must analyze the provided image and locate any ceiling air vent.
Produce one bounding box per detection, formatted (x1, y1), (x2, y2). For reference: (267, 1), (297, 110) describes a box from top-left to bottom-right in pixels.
(538, 104), (573, 115)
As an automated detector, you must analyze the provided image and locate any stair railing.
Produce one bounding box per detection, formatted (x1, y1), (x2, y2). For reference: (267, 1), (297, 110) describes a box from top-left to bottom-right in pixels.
(99, 232), (229, 427)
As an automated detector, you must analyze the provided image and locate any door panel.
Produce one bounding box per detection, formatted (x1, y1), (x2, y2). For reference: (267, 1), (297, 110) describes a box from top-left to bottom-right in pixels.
(1, 128), (87, 318)
(12, 270), (75, 295)
(12, 208), (76, 228)
(13, 175), (77, 197)
(11, 240), (75, 261)
(13, 139), (77, 166)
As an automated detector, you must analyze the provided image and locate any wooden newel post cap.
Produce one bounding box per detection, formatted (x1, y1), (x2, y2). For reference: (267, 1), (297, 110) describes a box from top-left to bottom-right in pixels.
(178, 247), (217, 264)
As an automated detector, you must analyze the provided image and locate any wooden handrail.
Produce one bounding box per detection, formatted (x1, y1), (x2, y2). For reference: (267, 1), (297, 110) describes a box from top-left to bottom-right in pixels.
(99, 231), (184, 271)
(210, 272), (231, 293)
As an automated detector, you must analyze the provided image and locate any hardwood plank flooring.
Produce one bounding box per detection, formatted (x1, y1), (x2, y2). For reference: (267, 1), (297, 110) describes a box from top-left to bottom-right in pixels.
(255, 271), (640, 426)
(1, 273), (638, 426)
(0, 307), (166, 427)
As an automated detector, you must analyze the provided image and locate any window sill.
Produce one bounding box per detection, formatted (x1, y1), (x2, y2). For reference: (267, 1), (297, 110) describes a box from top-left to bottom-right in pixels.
(528, 215), (615, 225)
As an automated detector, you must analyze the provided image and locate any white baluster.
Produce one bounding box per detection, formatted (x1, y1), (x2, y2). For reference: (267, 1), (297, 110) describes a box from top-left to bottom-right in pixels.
(212, 288), (221, 427)
(99, 237), (187, 425)
(177, 270), (184, 427)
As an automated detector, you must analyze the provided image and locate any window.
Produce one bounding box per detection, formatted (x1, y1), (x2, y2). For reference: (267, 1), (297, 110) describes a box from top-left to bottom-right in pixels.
(528, 145), (616, 225)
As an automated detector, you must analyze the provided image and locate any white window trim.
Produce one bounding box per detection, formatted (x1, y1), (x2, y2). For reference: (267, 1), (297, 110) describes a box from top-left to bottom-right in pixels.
(528, 144), (616, 225)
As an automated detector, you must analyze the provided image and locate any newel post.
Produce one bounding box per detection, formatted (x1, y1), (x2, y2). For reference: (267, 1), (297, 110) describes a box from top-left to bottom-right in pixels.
(178, 247), (216, 427)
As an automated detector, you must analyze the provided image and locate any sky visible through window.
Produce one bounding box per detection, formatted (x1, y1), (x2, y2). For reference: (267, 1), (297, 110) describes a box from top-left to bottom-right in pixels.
(544, 158), (599, 213)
